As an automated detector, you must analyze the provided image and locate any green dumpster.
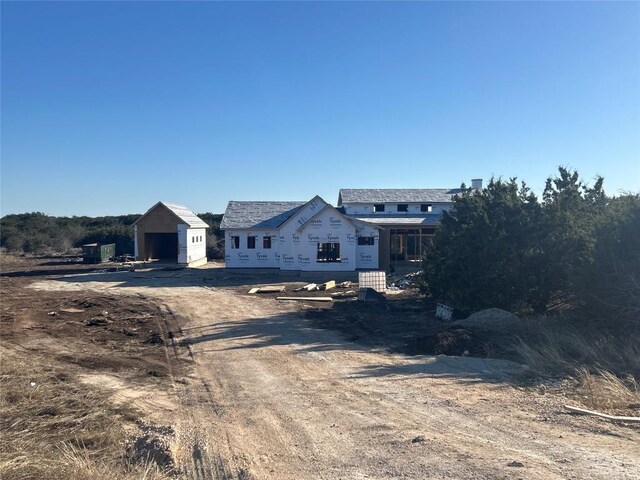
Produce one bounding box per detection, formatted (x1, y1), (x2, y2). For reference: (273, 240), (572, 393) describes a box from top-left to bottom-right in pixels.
(82, 243), (116, 264)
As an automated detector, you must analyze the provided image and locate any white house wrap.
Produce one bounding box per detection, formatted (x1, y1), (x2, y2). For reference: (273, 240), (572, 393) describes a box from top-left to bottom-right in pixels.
(221, 180), (481, 271)
(221, 196), (381, 271)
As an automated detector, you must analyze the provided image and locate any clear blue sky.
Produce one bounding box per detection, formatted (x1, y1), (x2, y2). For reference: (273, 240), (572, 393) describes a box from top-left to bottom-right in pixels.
(2, 1), (639, 216)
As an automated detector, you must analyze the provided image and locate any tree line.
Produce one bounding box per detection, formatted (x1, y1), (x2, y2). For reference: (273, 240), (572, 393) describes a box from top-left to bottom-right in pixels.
(0, 212), (224, 259)
(422, 167), (640, 325)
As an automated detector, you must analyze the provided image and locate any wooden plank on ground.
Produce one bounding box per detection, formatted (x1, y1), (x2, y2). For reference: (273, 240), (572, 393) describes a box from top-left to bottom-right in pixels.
(256, 285), (286, 293)
(276, 296), (333, 302)
(319, 280), (336, 291)
(248, 288), (260, 294)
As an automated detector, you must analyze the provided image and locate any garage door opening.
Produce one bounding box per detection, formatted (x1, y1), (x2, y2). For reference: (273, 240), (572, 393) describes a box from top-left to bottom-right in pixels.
(144, 233), (178, 261)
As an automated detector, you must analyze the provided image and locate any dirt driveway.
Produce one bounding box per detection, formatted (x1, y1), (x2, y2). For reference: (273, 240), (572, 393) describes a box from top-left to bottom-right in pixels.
(30, 265), (640, 480)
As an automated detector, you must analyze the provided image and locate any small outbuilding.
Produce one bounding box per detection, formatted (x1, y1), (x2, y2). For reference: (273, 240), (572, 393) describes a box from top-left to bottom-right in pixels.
(133, 202), (209, 267)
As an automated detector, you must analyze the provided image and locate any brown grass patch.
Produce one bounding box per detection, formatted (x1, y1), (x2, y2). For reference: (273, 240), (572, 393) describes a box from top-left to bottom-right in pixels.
(0, 348), (173, 480)
(513, 316), (640, 416)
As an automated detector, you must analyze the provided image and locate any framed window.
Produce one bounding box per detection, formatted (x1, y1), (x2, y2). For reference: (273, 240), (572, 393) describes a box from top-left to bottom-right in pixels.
(397, 204), (408, 212)
(421, 204), (432, 212)
(192, 236), (195, 243)
(230, 236), (240, 249)
(373, 204), (385, 213)
(247, 236), (256, 249)
(358, 236), (375, 246)
(263, 236), (272, 249)
(317, 242), (341, 262)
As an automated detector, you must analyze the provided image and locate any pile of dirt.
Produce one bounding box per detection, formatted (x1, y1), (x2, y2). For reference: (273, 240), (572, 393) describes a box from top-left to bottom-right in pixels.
(451, 308), (520, 333)
(126, 423), (176, 474)
(405, 308), (522, 358)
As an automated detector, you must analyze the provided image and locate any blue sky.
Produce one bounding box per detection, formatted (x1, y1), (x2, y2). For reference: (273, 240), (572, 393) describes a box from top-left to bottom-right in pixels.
(2, 1), (639, 216)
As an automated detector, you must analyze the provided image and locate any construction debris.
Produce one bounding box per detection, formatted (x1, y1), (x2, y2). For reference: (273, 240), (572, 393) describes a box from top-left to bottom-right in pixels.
(248, 285), (287, 294)
(318, 280), (336, 291)
(387, 271), (422, 290)
(357, 288), (386, 302)
(359, 271), (386, 292)
(294, 283), (318, 292)
(276, 296), (333, 302)
(564, 405), (640, 423)
(330, 290), (357, 299)
(435, 303), (454, 321)
(337, 281), (353, 289)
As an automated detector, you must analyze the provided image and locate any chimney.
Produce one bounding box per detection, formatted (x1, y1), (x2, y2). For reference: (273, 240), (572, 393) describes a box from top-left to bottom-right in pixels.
(471, 178), (483, 190)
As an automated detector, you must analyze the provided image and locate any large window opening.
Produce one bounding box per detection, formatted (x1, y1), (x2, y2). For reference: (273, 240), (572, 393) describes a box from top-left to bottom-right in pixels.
(373, 204), (385, 213)
(263, 236), (272, 249)
(317, 242), (341, 263)
(421, 204), (433, 212)
(247, 236), (256, 249)
(390, 228), (435, 262)
(230, 236), (240, 249)
(397, 204), (409, 212)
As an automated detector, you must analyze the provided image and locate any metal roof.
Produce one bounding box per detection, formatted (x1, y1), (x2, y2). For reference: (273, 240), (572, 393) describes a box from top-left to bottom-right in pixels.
(220, 201), (306, 229)
(162, 202), (210, 228)
(133, 201), (209, 228)
(339, 188), (462, 204)
(354, 214), (443, 226)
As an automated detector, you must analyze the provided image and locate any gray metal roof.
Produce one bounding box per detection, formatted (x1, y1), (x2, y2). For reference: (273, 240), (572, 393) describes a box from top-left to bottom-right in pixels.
(220, 201), (306, 229)
(354, 214), (443, 226)
(133, 201), (209, 228)
(163, 202), (210, 228)
(339, 188), (462, 204)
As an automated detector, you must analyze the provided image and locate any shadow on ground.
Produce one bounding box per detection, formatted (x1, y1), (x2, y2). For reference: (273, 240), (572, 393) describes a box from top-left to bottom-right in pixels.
(177, 308), (524, 384)
(41, 264), (356, 289)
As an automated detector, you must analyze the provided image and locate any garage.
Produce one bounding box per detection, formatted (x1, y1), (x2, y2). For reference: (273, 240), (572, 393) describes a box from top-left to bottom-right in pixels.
(144, 232), (178, 261)
(133, 202), (209, 267)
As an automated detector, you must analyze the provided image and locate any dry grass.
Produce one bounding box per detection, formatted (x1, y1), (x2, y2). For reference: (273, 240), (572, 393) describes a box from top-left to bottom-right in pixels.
(513, 316), (640, 415)
(0, 347), (172, 480)
(574, 369), (639, 413)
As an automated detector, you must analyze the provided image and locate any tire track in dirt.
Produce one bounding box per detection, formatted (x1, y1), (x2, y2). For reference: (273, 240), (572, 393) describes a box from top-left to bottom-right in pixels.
(152, 296), (251, 480)
(28, 270), (640, 480)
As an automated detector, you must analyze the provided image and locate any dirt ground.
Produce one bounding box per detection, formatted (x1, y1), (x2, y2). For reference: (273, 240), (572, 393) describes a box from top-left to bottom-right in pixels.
(2, 256), (639, 479)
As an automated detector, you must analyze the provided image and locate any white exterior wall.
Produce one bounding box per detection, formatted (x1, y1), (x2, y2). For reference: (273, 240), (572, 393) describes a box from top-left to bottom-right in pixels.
(342, 202), (452, 215)
(355, 223), (380, 269)
(282, 207), (357, 271)
(224, 229), (279, 268)
(178, 225), (207, 265)
(222, 196), (385, 271)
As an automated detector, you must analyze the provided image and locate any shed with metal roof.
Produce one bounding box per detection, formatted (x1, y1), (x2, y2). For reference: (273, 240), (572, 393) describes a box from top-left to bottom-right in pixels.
(134, 201), (209, 267)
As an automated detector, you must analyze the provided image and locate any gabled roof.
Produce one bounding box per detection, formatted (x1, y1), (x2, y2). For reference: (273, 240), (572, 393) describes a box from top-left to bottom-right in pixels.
(133, 201), (209, 228)
(296, 203), (355, 232)
(220, 201), (306, 229)
(276, 195), (328, 230)
(338, 188), (462, 205)
(296, 203), (384, 231)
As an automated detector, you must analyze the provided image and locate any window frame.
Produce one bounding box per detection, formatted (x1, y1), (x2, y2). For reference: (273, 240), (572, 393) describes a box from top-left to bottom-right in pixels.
(373, 204), (385, 213)
(247, 236), (256, 249)
(357, 236), (375, 246)
(230, 236), (240, 249)
(316, 242), (341, 263)
(397, 204), (409, 212)
(420, 204), (433, 212)
(263, 236), (272, 249)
